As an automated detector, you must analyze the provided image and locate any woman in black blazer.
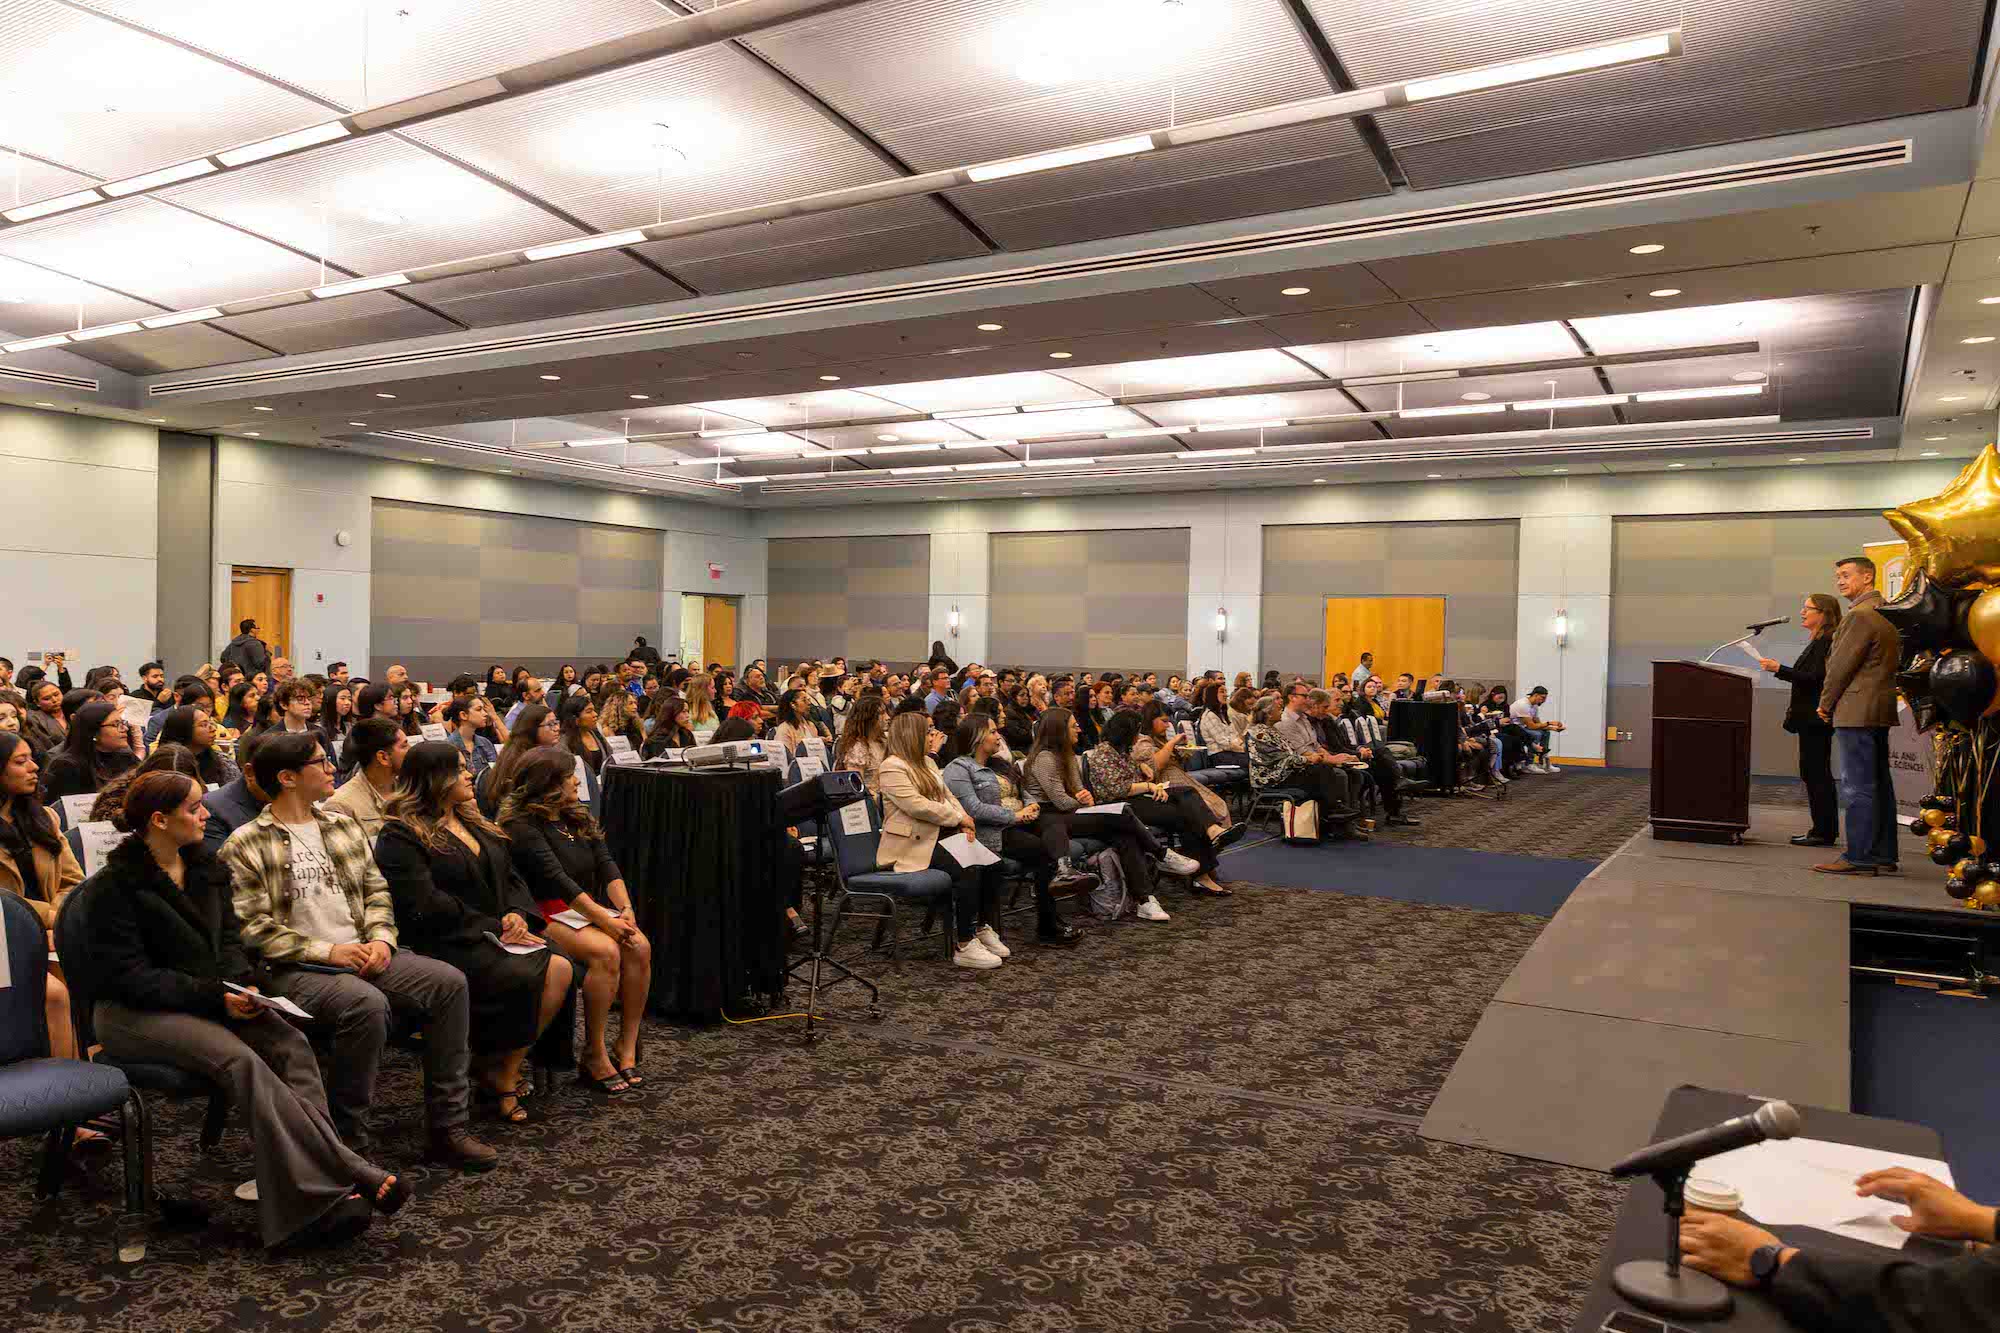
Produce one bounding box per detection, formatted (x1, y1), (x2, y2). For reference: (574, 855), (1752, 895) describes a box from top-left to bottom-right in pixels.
(1759, 592), (1842, 847)
(374, 742), (574, 1125)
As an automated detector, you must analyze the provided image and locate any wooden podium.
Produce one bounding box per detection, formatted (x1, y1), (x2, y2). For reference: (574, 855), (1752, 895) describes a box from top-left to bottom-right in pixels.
(1650, 660), (1753, 843)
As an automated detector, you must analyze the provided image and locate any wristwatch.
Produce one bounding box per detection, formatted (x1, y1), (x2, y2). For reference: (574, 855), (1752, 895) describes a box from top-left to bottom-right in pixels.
(1750, 1243), (1787, 1288)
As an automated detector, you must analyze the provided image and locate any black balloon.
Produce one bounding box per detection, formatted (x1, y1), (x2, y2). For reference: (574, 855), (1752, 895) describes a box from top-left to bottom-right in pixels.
(1878, 572), (1971, 652)
(1930, 652), (1996, 727)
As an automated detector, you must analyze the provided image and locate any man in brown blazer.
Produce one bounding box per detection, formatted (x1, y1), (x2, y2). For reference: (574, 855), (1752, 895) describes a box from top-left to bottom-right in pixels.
(1813, 554), (1903, 874)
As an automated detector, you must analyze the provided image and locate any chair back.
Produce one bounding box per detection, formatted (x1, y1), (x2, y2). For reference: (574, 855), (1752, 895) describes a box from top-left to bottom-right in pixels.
(52, 872), (106, 1051)
(823, 790), (883, 880)
(0, 892), (51, 1064)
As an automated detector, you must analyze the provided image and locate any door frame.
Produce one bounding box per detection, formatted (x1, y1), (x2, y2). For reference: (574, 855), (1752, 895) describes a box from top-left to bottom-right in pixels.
(230, 565), (293, 660)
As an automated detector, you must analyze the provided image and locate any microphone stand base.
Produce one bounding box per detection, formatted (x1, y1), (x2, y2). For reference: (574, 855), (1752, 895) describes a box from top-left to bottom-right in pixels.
(1611, 1261), (1734, 1319)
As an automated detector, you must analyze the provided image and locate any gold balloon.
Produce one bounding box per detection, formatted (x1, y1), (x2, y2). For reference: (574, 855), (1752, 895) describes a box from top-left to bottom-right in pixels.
(1969, 588), (2000, 664)
(1923, 808), (1950, 828)
(1953, 857), (1982, 880)
(1928, 828), (1956, 853)
(1973, 882), (2000, 909)
(1887, 446), (2000, 588)
(1973, 835), (1989, 857)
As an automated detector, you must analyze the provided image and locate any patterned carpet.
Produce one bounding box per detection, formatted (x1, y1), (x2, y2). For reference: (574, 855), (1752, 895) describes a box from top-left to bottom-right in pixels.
(1362, 769), (1653, 863)
(0, 877), (1626, 1333)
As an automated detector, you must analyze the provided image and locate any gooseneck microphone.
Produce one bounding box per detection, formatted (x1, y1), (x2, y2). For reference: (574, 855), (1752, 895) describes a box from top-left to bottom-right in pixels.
(1746, 616), (1792, 633)
(1610, 1100), (1801, 1179)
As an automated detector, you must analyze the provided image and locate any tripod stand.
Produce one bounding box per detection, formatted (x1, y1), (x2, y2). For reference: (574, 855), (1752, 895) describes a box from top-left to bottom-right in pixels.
(783, 839), (882, 1043)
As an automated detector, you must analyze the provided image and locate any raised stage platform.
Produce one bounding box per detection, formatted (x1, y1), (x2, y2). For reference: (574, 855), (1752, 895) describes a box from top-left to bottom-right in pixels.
(1420, 805), (1970, 1171)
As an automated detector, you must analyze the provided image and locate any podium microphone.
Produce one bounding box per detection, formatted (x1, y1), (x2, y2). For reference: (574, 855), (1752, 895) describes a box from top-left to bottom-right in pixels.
(1611, 1101), (1801, 1318)
(1745, 616), (1791, 633)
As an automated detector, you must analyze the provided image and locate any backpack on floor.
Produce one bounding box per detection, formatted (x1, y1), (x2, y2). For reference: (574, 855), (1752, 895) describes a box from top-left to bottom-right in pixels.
(1281, 799), (1320, 846)
(1088, 846), (1132, 920)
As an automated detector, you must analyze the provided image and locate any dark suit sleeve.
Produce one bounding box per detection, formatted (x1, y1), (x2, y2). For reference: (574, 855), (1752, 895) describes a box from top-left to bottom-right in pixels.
(1777, 639), (1829, 693)
(504, 819), (585, 907)
(1771, 1245), (2000, 1333)
(92, 889), (230, 1020)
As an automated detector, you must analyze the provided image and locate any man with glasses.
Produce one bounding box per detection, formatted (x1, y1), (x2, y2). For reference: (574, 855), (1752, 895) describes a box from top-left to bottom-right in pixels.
(221, 730), (496, 1172)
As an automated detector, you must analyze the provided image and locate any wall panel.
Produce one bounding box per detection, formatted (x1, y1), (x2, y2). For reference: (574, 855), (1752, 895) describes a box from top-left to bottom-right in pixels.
(989, 529), (1191, 673)
(766, 535), (931, 667)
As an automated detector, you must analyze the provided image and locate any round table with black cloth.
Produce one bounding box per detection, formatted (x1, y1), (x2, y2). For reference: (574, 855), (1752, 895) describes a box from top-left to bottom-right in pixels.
(598, 765), (789, 1020)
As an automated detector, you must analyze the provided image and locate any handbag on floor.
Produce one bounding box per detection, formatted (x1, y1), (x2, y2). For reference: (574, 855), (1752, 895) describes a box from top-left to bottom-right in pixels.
(1088, 846), (1133, 919)
(1281, 799), (1320, 845)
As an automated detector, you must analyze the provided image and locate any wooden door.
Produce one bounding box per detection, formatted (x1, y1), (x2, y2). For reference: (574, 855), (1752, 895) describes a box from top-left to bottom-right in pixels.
(230, 567), (291, 659)
(702, 596), (738, 670)
(1323, 596), (1445, 686)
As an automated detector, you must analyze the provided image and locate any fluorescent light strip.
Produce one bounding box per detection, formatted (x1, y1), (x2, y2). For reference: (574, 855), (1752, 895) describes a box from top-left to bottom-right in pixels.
(522, 229), (647, 262)
(1186, 447), (1258, 458)
(965, 134), (1155, 183)
(3, 332), (73, 352)
(101, 159), (219, 197)
(869, 443), (943, 455)
(1022, 397), (1115, 412)
(1343, 369), (1461, 387)
(1513, 393), (1628, 410)
(696, 427), (764, 439)
(69, 321), (141, 341)
(1404, 30), (1678, 101)
(1196, 419), (1289, 432)
(1633, 384), (1766, 402)
(1106, 426), (1181, 439)
(891, 464), (958, 474)
(309, 272), (408, 299)
(1399, 404), (1507, 418)
(934, 406), (1019, 420)
(215, 121), (351, 167)
(1024, 456), (1097, 467)
(140, 306), (224, 329)
(956, 460), (1023, 472)
(2, 188), (104, 223)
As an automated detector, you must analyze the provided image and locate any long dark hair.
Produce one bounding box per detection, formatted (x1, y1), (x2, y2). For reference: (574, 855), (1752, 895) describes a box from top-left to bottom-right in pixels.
(319, 684), (354, 738)
(559, 694), (601, 753)
(834, 695), (887, 770)
(1195, 679), (1228, 722)
(353, 682), (392, 724)
(1023, 706), (1078, 786)
(940, 714), (992, 769)
(55, 700), (128, 788)
(123, 771), (200, 842)
(157, 707), (230, 786)
(496, 747), (599, 838)
(643, 696), (693, 754)
(386, 740), (507, 851)
(222, 680), (258, 729)
(91, 743), (201, 828)
(0, 732), (59, 856)
(1100, 709), (1141, 755)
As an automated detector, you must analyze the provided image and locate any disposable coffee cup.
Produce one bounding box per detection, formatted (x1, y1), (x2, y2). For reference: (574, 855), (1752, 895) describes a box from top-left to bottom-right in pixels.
(1685, 1178), (1742, 1213)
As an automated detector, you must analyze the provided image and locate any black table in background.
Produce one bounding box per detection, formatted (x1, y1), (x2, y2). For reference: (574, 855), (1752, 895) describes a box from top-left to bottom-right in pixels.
(1571, 1086), (1957, 1333)
(1389, 698), (1461, 795)
(599, 764), (787, 1021)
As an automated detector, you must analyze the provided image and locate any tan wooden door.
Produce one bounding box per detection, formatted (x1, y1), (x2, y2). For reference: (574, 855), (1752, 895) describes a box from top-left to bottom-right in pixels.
(1323, 596), (1445, 686)
(230, 567), (291, 659)
(702, 597), (738, 670)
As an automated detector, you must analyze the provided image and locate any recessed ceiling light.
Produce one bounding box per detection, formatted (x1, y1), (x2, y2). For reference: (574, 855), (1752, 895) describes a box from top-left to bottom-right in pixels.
(877, 434), (901, 442)
(977, 323), (1004, 331)
(1281, 286), (1311, 296)
(1048, 351), (1072, 359)
(1731, 371), (1767, 382)
(1312, 478), (1327, 484)
(819, 374), (841, 382)
(35, 401), (54, 407)
(540, 373), (561, 381)
(243, 431), (261, 437)
(1940, 395), (1969, 402)
(420, 457), (434, 462)
(375, 392), (396, 399)
(1629, 243), (1665, 254)
(1426, 473), (1442, 478)
(251, 405), (273, 412)
(1926, 435), (1948, 441)
(1649, 288), (1682, 297)
(629, 394), (650, 400)
(1982, 297), (2000, 305)
(348, 421), (366, 426)
(1964, 336), (1995, 344)
(1461, 391), (1491, 401)
(1667, 462), (1686, 469)
(498, 468), (512, 474)
(1921, 450), (1941, 457)
(149, 417), (165, 423)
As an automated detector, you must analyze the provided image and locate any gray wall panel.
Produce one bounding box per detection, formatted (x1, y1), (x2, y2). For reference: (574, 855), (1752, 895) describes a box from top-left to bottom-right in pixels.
(990, 529), (1192, 674)
(766, 535), (931, 665)
(155, 431), (212, 676)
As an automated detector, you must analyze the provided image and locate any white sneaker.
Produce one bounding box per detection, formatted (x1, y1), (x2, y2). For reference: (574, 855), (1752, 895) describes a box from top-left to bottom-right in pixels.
(974, 925), (1011, 959)
(1527, 762), (1549, 774)
(953, 937), (1002, 969)
(1493, 772), (1511, 784)
(1136, 897), (1171, 922)
(1544, 763), (1561, 774)
(1158, 849), (1201, 876)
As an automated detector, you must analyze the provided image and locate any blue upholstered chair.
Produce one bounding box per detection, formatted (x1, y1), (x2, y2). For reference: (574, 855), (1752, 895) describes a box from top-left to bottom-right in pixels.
(0, 892), (146, 1259)
(822, 794), (956, 962)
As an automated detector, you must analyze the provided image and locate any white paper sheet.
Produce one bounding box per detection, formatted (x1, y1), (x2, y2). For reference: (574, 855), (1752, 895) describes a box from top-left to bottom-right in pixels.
(801, 737), (829, 766)
(606, 737), (638, 766)
(482, 931), (547, 955)
(838, 802), (872, 835)
(73, 821), (132, 875)
(118, 694), (154, 731)
(1735, 641), (1767, 667)
(224, 981), (312, 1020)
(940, 835), (1000, 868)
(1699, 1136), (1955, 1250)
(549, 909), (592, 929)
(59, 793), (97, 829)
(419, 722), (448, 742)
(1077, 802), (1130, 816)
(793, 755), (826, 782)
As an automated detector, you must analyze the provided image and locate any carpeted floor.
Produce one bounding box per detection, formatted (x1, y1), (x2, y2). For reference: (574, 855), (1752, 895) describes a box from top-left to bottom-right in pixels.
(1219, 840), (1595, 917)
(0, 881), (1625, 1333)
(1354, 769), (1652, 864)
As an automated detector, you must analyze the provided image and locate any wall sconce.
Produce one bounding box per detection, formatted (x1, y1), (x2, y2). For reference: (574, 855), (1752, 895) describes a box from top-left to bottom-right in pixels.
(947, 605), (961, 638)
(1553, 609), (1569, 647)
(1215, 607), (1228, 643)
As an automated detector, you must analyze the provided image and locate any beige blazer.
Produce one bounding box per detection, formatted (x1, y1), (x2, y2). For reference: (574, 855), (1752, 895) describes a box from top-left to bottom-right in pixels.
(876, 755), (969, 873)
(0, 805), (84, 927)
(1818, 589), (1901, 728)
(322, 771), (390, 839)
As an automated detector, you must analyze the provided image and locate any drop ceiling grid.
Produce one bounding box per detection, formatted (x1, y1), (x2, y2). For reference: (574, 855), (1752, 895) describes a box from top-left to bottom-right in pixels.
(158, 132), (590, 278)
(634, 196), (988, 292)
(84, 0), (680, 112)
(1306, 0), (1987, 188)
(0, 154), (100, 210)
(0, 0), (326, 178)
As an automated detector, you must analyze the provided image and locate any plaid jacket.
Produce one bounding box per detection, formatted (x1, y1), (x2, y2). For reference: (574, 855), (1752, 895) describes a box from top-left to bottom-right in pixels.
(221, 805), (399, 963)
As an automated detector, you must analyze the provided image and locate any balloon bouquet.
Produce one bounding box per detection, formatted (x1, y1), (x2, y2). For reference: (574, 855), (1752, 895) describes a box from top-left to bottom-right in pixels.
(1881, 445), (2000, 909)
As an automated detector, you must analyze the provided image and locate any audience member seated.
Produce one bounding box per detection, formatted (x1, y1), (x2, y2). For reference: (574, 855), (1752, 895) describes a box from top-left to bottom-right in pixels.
(265, 679), (329, 749)
(941, 716), (1092, 947)
(374, 742), (576, 1128)
(319, 684), (355, 754)
(1021, 708), (1187, 922)
(0, 731), (82, 1059)
(641, 697), (696, 757)
(770, 688), (822, 755)
(203, 732), (271, 854)
(221, 680), (261, 735)
(1509, 685), (1564, 774)
(1088, 711), (1231, 897)
(1324, 685), (1419, 827)
(89, 742), (200, 826)
(1196, 681), (1250, 767)
(442, 697), (500, 777)
(1247, 694), (1366, 842)
(42, 699), (141, 800)
(67, 770), (405, 1247)
(504, 676), (545, 729)
(222, 731), (495, 1171)
(323, 718), (407, 838)
(560, 695), (609, 777)
(709, 717), (756, 745)
(875, 712), (1002, 969)
(1133, 700), (1235, 832)
(0, 694), (23, 744)
(394, 684), (425, 736)
(500, 749), (652, 1094)
(21, 679), (66, 756)
(682, 676), (721, 743)
(833, 695), (890, 795)
(594, 689), (643, 754)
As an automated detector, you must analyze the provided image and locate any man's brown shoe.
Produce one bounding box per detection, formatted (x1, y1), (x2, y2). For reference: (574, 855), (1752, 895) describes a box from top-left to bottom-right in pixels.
(428, 1127), (499, 1173)
(1812, 861), (1880, 875)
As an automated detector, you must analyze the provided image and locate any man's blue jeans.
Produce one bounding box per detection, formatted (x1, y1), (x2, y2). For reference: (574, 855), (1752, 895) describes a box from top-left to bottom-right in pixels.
(1835, 726), (1898, 867)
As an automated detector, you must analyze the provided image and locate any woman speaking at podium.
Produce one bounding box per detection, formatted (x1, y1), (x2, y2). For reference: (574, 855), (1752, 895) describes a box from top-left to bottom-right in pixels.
(1759, 592), (1842, 847)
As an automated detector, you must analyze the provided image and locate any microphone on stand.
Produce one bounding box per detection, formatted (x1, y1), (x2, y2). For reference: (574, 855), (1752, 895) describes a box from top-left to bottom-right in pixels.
(1611, 1100), (1801, 1178)
(1745, 616), (1791, 633)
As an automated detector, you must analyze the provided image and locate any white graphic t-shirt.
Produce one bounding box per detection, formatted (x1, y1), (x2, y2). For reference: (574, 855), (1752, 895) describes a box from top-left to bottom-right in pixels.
(285, 818), (359, 947)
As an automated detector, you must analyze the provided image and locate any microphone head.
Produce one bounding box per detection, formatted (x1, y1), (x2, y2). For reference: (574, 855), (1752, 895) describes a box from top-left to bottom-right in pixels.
(1752, 1101), (1801, 1140)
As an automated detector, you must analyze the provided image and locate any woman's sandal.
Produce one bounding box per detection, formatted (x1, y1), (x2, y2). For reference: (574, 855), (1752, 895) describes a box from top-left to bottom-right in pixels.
(616, 1065), (644, 1089)
(370, 1173), (413, 1216)
(475, 1085), (533, 1123)
(1190, 881), (1235, 897)
(575, 1068), (631, 1096)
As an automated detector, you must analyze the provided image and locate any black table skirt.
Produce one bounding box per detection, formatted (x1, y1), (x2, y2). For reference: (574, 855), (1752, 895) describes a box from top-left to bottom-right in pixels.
(599, 765), (788, 1020)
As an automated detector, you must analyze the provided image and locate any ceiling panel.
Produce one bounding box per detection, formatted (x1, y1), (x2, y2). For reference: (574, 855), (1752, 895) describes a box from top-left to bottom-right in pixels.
(1140, 386), (1361, 425)
(1288, 321), (1582, 377)
(632, 196), (986, 294)
(690, 390), (920, 426)
(864, 370), (1126, 413)
(0, 0), (326, 177)
(161, 133), (587, 277)
(0, 257), (155, 338)
(49, 321), (265, 374)
(210, 289), (457, 354)
(1197, 262), (1402, 317)
(1059, 348), (1314, 396)
(89, 0), (676, 111)
(1309, 0), (1985, 188)
(1347, 367), (1607, 414)
(1253, 302), (1437, 345)
(416, 251), (689, 327)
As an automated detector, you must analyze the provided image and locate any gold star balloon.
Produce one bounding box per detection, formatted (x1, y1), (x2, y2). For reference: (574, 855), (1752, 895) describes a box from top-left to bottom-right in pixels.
(1886, 445), (2000, 588)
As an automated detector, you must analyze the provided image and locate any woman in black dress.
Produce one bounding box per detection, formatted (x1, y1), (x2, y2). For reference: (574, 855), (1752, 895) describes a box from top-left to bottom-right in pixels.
(500, 749), (652, 1093)
(1759, 592), (1843, 847)
(374, 742), (574, 1125)
(41, 699), (141, 799)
